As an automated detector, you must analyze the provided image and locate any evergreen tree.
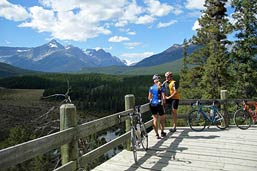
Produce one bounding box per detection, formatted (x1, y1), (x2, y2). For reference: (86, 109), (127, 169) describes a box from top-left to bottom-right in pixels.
(231, 0), (257, 98)
(186, 0), (233, 98)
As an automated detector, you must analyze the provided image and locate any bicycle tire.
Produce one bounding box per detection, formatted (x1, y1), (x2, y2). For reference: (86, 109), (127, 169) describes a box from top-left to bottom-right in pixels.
(131, 127), (137, 163)
(188, 109), (206, 131)
(234, 109), (251, 130)
(215, 109), (227, 130)
(139, 123), (148, 150)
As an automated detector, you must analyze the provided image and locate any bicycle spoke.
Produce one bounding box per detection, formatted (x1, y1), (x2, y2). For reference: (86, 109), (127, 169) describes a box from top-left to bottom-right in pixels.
(188, 109), (206, 131)
(234, 109), (251, 130)
(131, 128), (137, 163)
(140, 124), (148, 150)
(215, 109), (226, 129)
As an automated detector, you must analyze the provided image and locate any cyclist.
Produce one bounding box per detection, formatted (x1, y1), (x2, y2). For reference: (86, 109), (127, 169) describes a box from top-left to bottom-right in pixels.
(148, 74), (166, 139)
(162, 71), (180, 132)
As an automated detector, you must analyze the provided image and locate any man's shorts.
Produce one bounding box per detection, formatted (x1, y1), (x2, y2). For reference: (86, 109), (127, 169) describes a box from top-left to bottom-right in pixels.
(166, 99), (179, 110)
(150, 104), (165, 116)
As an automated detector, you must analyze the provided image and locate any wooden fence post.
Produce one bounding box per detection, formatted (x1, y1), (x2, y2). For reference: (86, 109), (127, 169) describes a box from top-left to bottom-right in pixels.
(220, 90), (229, 127)
(60, 104), (78, 168)
(125, 94), (135, 150)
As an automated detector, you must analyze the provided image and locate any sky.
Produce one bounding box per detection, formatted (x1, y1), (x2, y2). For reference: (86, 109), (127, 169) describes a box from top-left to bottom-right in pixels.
(0, 0), (234, 65)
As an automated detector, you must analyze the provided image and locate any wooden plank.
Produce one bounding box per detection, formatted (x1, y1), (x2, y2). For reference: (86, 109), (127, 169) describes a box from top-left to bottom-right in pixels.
(77, 109), (133, 138)
(0, 127), (76, 169)
(79, 132), (130, 166)
(53, 161), (77, 171)
(92, 126), (257, 171)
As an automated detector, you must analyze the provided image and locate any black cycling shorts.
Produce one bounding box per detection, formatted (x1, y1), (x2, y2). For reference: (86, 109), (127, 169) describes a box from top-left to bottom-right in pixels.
(166, 99), (179, 110)
(150, 104), (165, 116)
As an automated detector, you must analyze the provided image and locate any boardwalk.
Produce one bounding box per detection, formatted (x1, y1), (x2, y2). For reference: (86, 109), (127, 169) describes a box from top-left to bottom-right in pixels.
(92, 126), (257, 171)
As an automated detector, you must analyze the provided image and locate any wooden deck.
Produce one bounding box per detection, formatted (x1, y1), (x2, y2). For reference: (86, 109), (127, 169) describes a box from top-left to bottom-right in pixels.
(92, 126), (257, 171)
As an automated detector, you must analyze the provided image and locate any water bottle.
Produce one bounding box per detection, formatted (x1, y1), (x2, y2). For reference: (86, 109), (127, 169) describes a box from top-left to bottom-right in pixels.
(136, 123), (141, 139)
(210, 108), (214, 120)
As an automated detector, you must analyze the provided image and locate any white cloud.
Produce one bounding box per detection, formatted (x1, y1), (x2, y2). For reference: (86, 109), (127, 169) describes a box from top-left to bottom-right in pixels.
(128, 31), (136, 35)
(108, 36), (129, 42)
(185, 0), (205, 10)
(136, 15), (155, 24)
(124, 42), (142, 49)
(4, 40), (11, 45)
(1, 0), (177, 41)
(144, 0), (172, 17)
(157, 20), (177, 28)
(192, 20), (200, 30)
(19, 6), (56, 32)
(0, 0), (29, 21)
(94, 46), (113, 51)
(121, 51), (154, 64)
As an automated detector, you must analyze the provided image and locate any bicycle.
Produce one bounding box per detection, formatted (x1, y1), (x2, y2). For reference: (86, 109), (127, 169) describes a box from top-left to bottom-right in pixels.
(234, 100), (257, 130)
(187, 100), (227, 131)
(119, 105), (148, 163)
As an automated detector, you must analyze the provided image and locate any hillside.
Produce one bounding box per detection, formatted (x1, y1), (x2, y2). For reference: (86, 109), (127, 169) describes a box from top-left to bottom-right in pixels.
(0, 62), (40, 78)
(79, 58), (184, 75)
(135, 44), (198, 67)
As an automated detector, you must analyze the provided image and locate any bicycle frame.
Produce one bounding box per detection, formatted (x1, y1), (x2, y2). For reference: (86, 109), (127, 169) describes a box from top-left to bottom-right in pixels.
(188, 101), (226, 131)
(243, 101), (257, 122)
(118, 106), (148, 163)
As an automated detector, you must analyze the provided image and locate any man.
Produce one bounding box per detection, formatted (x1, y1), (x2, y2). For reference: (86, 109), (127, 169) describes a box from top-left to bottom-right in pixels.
(163, 71), (180, 132)
(148, 74), (166, 139)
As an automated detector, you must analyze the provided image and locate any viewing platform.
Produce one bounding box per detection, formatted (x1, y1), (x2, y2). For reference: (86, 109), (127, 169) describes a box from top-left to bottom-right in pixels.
(92, 126), (257, 171)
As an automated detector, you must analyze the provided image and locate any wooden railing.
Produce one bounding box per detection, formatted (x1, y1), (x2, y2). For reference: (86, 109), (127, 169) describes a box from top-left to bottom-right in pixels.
(0, 94), (151, 171)
(0, 90), (250, 170)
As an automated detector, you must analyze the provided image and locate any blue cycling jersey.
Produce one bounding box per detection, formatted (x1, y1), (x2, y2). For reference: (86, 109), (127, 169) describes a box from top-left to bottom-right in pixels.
(149, 84), (164, 106)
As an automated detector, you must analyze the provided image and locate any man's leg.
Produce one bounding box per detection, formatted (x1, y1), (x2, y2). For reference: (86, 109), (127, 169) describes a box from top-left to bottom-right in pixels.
(172, 109), (177, 130)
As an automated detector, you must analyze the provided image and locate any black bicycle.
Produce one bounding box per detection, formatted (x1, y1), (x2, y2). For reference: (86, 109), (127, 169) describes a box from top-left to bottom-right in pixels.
(119, 105), (148, 163)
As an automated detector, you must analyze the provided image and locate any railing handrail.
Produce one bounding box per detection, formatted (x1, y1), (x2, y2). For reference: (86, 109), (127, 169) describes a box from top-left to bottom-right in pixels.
(0, 109), (133, 169)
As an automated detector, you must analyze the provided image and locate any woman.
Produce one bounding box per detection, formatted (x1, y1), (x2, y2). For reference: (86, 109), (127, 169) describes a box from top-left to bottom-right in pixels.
(148, 74), (166, 139)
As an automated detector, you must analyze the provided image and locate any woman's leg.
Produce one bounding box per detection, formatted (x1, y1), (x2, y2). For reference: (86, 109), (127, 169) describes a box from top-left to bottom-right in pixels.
(153, 114), (159, 137)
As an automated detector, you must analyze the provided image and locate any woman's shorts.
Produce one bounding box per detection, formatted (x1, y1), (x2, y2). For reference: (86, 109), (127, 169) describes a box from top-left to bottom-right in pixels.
(150, 104), (165, 116)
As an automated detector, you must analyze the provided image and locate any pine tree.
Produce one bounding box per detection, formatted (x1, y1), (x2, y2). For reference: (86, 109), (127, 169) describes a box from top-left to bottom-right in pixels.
(179, 39), (201, 98)
(187, 0), (233, 98)
(231, 0), (257, 98)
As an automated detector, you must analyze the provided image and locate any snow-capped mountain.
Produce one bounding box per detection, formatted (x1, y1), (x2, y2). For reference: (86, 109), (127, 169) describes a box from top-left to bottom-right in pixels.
(0, 40), (125, 72)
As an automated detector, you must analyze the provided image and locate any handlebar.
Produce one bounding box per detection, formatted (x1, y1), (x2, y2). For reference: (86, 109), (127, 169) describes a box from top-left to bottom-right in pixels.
(118, 105), (141, 120)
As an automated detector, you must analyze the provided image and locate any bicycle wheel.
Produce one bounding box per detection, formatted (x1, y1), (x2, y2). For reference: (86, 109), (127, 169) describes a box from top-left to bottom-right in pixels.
(131, 128), (137, 163)
(188, 109), (206, 131)
(234, 109), (251, 130)
(215, 109), (227, 130)
(139, 123), (148, 150)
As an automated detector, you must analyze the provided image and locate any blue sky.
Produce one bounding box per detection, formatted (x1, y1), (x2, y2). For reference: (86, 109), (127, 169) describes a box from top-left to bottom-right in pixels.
(0, 0), (233, 65)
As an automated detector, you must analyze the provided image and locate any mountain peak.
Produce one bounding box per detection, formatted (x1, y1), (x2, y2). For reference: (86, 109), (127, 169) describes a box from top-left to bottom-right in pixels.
(172, 44), (182, 48)
(47, 39), (64, 49)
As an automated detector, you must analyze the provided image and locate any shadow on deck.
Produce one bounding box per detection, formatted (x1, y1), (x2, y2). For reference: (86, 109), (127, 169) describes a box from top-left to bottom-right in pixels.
(92, 126), (257, 171)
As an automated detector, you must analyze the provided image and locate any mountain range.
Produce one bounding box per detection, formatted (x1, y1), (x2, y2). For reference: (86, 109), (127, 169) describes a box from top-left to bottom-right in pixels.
(0, 40), (198, 75)
(0, 40), (125, 72)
